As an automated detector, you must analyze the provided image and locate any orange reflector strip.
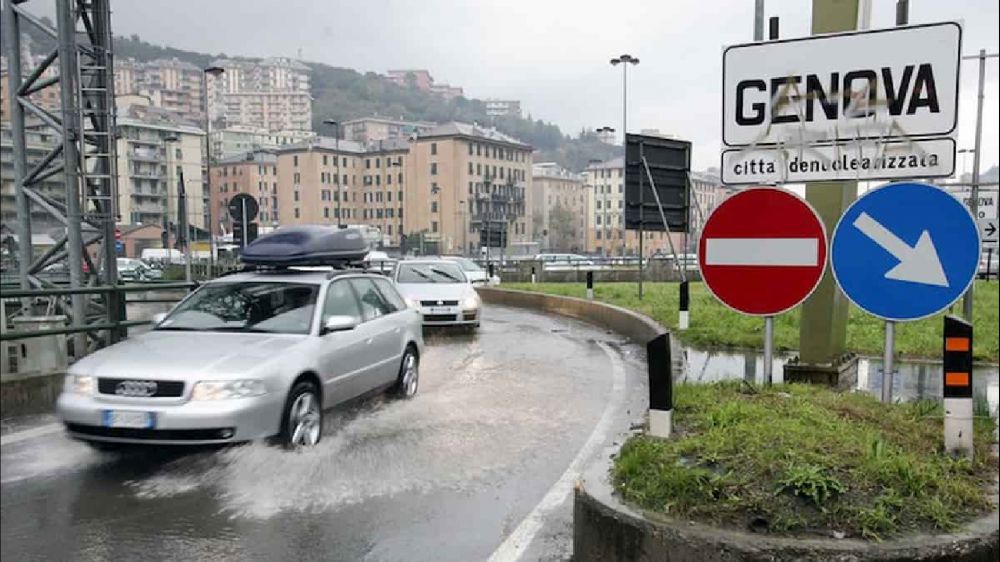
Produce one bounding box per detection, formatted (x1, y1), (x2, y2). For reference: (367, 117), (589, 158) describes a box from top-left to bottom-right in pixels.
(945, 337), (970, 352)
(945, 372), (970, 387)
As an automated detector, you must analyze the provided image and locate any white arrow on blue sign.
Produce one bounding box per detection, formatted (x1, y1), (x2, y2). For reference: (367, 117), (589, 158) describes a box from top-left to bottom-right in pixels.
(831, 182), (981, 322)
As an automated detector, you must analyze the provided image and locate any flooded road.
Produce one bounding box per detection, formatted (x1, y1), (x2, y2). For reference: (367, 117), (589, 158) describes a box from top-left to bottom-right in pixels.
(1, 305), (647, 562)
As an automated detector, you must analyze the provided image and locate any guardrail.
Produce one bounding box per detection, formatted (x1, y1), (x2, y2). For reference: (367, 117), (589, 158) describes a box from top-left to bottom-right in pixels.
(0, 282), (195, 342)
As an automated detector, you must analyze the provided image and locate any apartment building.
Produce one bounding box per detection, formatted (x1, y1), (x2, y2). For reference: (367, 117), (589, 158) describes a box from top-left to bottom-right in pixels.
(407, 122), (533, 255)
(385, 69), (463, 100)
(115, 58), (206, 123)
(1, 123), (65, 234)
(531, 163), (587, 252)
(209, 125), (315, 160)
(210, 150), (280, 233)
(485, 99), (522, 118)
(210, 58), (312, 132)
(114, 101), (206, 232)
(341, 117), (435, 144)
(1, 54), (61, 124)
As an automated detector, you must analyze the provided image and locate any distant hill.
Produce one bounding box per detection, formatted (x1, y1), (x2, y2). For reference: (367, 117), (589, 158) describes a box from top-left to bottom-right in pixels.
(5, 23), (619, 171)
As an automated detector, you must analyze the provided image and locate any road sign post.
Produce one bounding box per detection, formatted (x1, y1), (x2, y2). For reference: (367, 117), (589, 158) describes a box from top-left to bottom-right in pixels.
(943, 315), (974, 458)
(831, 182), (980, 402)
(698, 188), (828, 385)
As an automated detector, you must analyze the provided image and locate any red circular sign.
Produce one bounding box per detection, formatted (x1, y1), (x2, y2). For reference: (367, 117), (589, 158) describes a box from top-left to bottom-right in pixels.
(698, 187), (827, 316)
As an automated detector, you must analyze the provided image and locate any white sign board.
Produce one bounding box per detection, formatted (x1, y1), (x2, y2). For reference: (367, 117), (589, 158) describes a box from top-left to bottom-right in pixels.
(721, 138), (955, 184)
(980, 219), (998, 248)
(722, 22), (962, 147)
(951, 189), (998, 220)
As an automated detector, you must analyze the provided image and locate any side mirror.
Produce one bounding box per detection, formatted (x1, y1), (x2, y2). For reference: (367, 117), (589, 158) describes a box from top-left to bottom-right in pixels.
(322, 315), (358, 334)
(151, 312), (168, 325)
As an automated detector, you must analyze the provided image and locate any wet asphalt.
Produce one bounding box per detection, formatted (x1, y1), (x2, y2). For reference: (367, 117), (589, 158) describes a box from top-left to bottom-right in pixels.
(1, 305), (647, 562)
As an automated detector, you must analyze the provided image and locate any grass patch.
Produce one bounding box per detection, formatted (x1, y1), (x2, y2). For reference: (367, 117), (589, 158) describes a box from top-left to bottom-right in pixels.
(504, 281), (999, 361)
(612, 382), (997, 539)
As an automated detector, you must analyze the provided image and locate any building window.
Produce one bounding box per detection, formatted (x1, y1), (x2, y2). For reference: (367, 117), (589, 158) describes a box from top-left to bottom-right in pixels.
(432, 221), (438, 233)
(398, 190), (404, 201)
(468, 143), (473, 156)
(323, 155), (328, 166)
(431, 201), (438, 213)
(365, 159), (371, 169)
(431, 142), (437, 155)
(430, 162), (437, 175)
(398, 173), (404, 184)
(294, 191), (300, 202)
(324, 207), (330, 218)
(476, 144), (481, 156)
(294, 208), (300, 218)
(476, 163), (482, 176)
(468, 162), (474, 174)
(294, 172), (301, 184)
(293, 155), (299, 166)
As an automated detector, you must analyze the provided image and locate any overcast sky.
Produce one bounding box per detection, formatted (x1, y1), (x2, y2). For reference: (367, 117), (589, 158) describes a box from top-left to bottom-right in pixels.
(29, 0), (1000, 173)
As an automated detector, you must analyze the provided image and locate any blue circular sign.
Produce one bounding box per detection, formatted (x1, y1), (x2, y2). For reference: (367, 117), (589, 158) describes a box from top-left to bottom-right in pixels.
(831, 182), (980, 322)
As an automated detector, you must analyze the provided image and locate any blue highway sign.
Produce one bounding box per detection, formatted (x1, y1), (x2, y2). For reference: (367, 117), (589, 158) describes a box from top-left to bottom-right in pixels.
(831, 182), (980, 321)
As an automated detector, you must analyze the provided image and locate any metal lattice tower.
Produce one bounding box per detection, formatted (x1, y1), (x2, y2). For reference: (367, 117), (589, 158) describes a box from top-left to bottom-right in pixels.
(4, 0), (121, 349)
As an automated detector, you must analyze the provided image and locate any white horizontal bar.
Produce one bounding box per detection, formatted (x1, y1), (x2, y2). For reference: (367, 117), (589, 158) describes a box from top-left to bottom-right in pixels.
(705, 238), (819, 266)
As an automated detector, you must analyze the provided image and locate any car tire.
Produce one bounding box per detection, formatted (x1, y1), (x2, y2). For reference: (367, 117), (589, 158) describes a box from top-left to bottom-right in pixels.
(279, 381), (323, 448)
(392, 346), (419, 399)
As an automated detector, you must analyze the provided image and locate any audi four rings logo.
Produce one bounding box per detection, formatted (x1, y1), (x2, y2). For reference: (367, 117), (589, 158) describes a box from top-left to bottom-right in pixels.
(115, 380), (158, 397)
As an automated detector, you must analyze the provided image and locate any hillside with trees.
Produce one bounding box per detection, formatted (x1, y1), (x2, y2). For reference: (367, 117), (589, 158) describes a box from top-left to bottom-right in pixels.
(5, 23), (619, 171)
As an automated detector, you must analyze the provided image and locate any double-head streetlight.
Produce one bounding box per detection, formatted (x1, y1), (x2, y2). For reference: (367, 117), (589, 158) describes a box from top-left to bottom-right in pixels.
(323, 119), (343, 227)
(202, 65), (224, 274)
(610, 54), (638, 257)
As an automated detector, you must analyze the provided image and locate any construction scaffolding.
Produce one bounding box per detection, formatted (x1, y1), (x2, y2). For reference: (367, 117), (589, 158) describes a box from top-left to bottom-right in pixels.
(3, 0), (123, 350)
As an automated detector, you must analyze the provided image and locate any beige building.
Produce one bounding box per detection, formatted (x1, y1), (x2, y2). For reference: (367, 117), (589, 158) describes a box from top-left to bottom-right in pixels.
(210, 150), (280, 235)
(114, 100), (206, 233)
(1, 123), (65, 234)
(341, 117), (435, 144)
(115, 58), (206, 124)
(209, 58), (312, 132)
(583, 156), (677, 257)
(406, 123), (532, 255)
(531, 163), (587, 252)
(209, 125), (315, 160)
(215, 123), (532, 254)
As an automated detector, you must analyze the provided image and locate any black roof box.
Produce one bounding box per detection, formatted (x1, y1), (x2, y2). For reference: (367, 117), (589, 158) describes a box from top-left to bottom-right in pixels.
(240, 225), (370, 266)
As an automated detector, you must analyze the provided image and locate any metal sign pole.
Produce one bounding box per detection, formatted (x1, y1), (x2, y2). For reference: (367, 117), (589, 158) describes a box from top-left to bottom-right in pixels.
(763, 316), (774, 386)
(241, 198), (248, 248)
(882, 320), (895, 403)
(962, 48), (989, 321)
(638, 140), (645, 298)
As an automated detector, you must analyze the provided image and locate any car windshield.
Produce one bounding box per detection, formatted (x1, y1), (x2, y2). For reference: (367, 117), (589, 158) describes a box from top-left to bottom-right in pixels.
(448, 258), (482, 272)
(158, 282), (318, 334)
(396, 262), (467, 284)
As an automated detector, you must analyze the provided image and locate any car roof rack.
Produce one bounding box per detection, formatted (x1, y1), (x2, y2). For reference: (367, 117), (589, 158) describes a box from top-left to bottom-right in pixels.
(239, 225), (372, 269)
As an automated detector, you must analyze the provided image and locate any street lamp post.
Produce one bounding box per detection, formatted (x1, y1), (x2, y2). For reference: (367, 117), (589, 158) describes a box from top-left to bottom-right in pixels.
(323, 119), (342, 227)
(202, 65), (224, 276)
(611, 54), (638, 257)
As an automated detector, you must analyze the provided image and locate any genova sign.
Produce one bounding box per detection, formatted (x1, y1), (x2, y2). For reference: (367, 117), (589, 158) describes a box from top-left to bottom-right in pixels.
(722, 22), (962, 147)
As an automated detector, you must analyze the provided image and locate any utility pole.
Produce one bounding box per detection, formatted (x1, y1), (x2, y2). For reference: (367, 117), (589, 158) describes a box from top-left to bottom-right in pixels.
(961, 48), (993, 321)
(794, 0), (862, 379)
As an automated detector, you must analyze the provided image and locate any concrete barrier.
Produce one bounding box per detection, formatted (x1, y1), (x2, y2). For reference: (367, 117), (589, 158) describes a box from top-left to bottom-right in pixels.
(477, 287), (999, 562)
(476, 286), (665, 343)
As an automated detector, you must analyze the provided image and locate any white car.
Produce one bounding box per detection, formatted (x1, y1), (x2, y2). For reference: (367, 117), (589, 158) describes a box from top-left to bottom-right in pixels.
(393, 259), (481, 328)
(441, 256), (499, 286)
(534, 253), (598, 271)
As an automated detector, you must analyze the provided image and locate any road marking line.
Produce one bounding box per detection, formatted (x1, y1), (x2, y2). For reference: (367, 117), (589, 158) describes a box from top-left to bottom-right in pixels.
(705, 238), (819, 266)
(0, 423), (62, 447)
(487, 340), (626, 562)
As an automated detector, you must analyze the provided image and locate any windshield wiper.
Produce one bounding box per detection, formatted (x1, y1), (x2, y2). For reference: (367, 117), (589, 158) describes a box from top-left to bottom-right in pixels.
(208, 326), (278, 333)
(407, 268), (439, 283)
(429, 268), (462, 282)
(155, 325), (201, 331)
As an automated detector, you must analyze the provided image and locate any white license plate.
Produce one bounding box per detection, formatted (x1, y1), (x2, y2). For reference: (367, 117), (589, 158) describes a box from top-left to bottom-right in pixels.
(102, 410), (155, 429)
(429, 307), (452, 314)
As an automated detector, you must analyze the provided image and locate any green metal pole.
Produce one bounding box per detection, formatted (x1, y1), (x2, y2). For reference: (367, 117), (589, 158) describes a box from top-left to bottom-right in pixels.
(798, 0), (859, 366)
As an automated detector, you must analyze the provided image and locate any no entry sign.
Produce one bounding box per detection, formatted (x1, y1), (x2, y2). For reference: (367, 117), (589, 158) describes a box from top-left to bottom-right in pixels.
(699, 187), (827, 315)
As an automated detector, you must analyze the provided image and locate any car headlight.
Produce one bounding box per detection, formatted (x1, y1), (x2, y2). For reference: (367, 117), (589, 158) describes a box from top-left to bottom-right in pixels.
(64, 374), (95, 395)
(191, 379), (268, 400)
(462, 295), (481, 310)
(405, 297), (421, 309)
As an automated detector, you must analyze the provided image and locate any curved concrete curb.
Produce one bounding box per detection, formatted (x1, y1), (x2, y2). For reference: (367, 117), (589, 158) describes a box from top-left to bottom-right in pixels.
(476, 287), (665, 343)
(477, 287), (1000, 562)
